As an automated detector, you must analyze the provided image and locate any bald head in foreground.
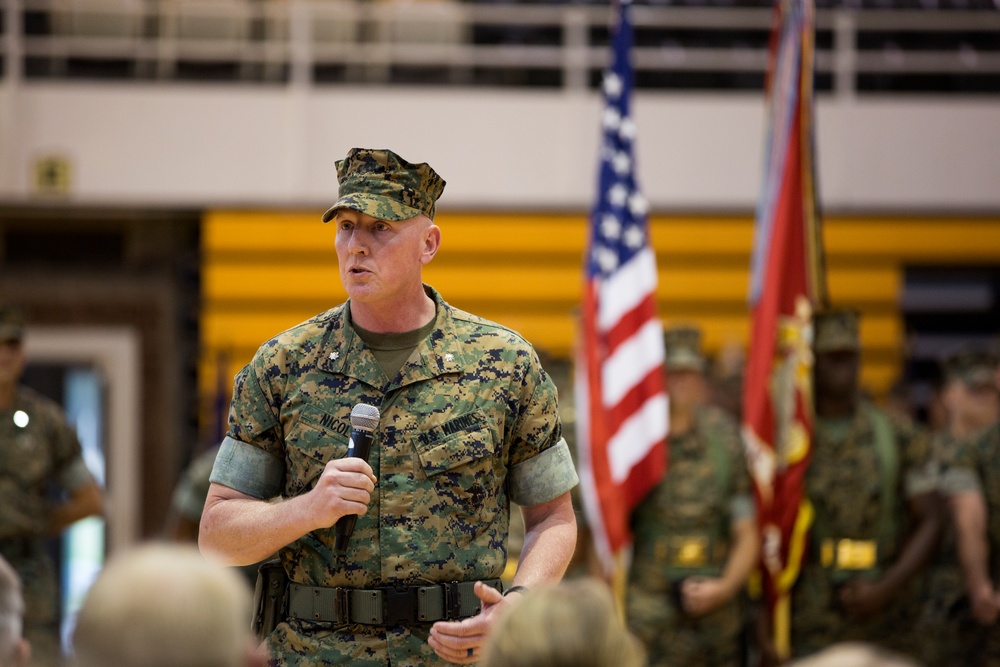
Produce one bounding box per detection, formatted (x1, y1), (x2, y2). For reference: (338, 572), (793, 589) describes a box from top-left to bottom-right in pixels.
(73, 543), (265, 667)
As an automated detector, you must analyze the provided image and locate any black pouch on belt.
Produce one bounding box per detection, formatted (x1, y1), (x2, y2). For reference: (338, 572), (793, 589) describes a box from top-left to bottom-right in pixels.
(252, 558), (289, 641)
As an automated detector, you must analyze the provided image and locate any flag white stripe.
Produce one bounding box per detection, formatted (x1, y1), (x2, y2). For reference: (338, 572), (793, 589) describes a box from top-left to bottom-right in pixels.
(608, 392), (670, 483)
(601, 318), (666, 407)
(597, 247), (658, 332)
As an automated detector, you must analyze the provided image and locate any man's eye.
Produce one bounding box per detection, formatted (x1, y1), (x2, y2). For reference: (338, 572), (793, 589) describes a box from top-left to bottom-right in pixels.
(375, 223), (389, 232)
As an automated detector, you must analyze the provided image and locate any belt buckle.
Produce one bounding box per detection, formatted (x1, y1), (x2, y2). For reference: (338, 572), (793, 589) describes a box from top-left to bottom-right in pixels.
(669, 536), (709, 568)
(835, 539), (877, 570)
(384, 585), (418, 626)
(333, 588), (350, 626)
(441, 581), (462, 621)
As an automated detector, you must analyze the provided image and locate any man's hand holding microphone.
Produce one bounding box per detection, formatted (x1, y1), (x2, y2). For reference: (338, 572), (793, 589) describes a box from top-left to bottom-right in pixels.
(306, 404), (379, 549)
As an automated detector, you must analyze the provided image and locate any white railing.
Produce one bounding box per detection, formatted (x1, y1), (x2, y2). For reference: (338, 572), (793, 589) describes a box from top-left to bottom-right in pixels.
(3, 0), (1000, 93)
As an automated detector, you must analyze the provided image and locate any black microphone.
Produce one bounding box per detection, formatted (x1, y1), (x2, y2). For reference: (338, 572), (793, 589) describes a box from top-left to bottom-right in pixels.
(334, 403), (380, 557)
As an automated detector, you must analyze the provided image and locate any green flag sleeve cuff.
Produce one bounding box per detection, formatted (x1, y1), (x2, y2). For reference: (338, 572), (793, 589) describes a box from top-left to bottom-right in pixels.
(730, 494), (756, 522)
(59, 456), (97, 492)
(905, 464), (939, 498)
(209, 436), (285, 500)
(509, 437), (579, 506)
(940, 467), (981, 496)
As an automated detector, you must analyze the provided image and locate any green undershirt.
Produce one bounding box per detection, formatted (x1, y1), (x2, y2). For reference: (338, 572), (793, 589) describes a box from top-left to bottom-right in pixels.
(350, 310), (438, 381)
(816, 415), (853, 442)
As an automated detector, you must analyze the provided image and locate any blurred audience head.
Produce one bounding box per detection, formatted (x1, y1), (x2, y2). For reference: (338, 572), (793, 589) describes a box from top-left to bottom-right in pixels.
(72, 543), (263, 667)
(0, 555), (30, 667)
(482, 578), (645, 667)
(789, 642), (920, 667)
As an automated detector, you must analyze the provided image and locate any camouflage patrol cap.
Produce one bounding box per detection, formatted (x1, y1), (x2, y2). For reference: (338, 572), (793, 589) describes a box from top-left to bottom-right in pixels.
(813, 308), (860, 353)
(943, 348), (999, 388)
(0, 304), (25, 343)
(321, 148), (446, 223)
(663, 325), (705, 372)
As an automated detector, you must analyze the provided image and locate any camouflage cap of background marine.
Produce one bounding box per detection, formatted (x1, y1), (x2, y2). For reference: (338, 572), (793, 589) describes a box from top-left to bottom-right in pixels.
(663, 325), (706, 372)
(321, 148), (446, 223)
(813, 308), (860, 353)
(0, 304), (25, 343)
(943, 348), (999, 389)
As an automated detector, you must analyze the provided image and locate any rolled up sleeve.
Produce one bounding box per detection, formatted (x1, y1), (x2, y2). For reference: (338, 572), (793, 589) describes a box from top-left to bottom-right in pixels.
(210, 436), (285, 500)
(509, 437), (579, 506)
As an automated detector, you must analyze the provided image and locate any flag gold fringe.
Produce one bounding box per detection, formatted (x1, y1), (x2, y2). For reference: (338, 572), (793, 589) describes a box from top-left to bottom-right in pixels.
(774, 499), (814, 660)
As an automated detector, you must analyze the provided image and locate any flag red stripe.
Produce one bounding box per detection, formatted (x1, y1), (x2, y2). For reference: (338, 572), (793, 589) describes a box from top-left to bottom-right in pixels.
(604, 293), (660, 354)
(607, 366), (666, 435)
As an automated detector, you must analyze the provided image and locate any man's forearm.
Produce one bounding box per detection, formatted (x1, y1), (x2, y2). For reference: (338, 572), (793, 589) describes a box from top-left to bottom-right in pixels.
(199, 489), (318, 566)
(878, 491), (943, 596)
(49, 482), (103, 534)
(720, 518), (760, 599)
(953, 491), (993, 593)
(513, 492), (577, 588)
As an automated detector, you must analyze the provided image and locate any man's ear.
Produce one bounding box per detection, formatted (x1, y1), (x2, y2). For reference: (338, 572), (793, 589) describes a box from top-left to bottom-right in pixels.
(421, 224), (441, 266)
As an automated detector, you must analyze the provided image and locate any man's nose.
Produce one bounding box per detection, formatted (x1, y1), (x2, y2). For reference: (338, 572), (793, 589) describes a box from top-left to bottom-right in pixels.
(347, 229), (369, 254)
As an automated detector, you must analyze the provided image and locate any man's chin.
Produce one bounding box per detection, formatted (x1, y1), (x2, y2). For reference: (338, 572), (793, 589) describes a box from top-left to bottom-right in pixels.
(343, 281), (380, 303)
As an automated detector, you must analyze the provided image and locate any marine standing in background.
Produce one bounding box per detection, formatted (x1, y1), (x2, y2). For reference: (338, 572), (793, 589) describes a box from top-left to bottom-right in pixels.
(919, 349), (999, 665)
(0, 304), (104, 666)
(790, 308), (943, 660)
(163, 441), (260, 586)
(939, 351), (1000, 667)
(199, 148), (579, 667)
(627, 325), (760, 667)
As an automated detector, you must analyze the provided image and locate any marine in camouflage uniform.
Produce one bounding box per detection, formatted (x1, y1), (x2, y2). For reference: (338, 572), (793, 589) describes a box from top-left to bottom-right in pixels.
(0, 305), (104, 667)
(627, 326), (759, 667)
(939, 351), (1000, 667)
(790, 309), (942, 661)
(918, 350), (999, 666)
(203, 149), (579, 667)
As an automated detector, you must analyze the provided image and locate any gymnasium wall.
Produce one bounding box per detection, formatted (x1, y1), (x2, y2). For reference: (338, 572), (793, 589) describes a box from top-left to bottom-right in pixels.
(200, 211), (1000, 421)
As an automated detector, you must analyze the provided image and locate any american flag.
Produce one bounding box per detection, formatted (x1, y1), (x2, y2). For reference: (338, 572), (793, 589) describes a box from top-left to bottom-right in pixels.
(576, 0), (668, 574)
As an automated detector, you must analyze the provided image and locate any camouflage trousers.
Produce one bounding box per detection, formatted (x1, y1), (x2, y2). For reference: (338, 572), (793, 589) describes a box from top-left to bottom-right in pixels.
(790, 564), (923, 662)
(1, 539), (62, 666)
(912, 564), (974, 666)
(626, 586), (744, 667)
(267, 619), (457, 667)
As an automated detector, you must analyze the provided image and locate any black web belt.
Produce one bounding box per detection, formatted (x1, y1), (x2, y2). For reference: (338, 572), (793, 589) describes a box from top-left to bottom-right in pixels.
(287, 579), (502, 626)
(0, 536), (43, 561)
